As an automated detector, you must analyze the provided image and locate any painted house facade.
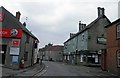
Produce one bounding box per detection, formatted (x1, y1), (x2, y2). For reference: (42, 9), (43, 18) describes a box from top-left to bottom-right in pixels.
(39, 43), (64, 62)
(64, 7), (111, 65)
(104, 18), (120, 75)
(0, 6), (39, 69)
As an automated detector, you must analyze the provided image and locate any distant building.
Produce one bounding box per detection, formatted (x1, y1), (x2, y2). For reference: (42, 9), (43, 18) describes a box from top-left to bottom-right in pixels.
(63, 7), (111, 65)
(0, 6), (39, 69)
(118, 1), (120, 18)
(103, 18), (120, 75)
(39, 43), (64, 62)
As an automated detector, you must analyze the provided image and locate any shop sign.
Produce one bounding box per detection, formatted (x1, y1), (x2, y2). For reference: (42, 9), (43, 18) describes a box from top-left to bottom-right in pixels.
(12, 39), (20, 46)
(0, 28), (22, 38)
(10, 47), (19, 55)
(0, 12), (5, 22)
(97, 37), (106, 45)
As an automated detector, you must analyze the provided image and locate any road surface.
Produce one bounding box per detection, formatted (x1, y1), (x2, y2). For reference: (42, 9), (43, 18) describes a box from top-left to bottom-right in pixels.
(36, 61), (113, 76)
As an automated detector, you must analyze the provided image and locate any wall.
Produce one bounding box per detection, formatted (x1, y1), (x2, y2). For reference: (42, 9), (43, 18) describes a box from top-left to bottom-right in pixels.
(88, 17), (108, 51)
(20, 32), (36, 67)
(106, 22), (120, 75)
(1, 7), (38, 69)
(77, 31), (88, 51)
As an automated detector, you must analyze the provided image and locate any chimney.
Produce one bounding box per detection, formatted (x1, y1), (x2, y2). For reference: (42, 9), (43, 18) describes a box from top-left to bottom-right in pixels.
(16, 11), (21, 21)
(79, 21), (86, 32)
(48, 43), (53, 46)
(98, 7), (104, 17)
(23, 22), (26, 27)
(79, 21), (82, 31)
(70, 33), (75, 38)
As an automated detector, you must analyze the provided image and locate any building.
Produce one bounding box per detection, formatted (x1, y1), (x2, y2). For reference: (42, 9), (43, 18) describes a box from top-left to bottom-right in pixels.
(103, 18), (120, 75)
(118, 1), (120, 18)
(39, 43), (64, 62)
(0, 6), (39, 69)
(63, 7), (111, 65)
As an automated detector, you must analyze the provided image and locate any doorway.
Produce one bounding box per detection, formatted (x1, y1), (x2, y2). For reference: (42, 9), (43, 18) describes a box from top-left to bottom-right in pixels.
(0, 45), (7, 64)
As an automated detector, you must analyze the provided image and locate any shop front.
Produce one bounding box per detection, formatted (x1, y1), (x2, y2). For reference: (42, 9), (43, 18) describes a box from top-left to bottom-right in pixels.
(0, 28), (22, 69)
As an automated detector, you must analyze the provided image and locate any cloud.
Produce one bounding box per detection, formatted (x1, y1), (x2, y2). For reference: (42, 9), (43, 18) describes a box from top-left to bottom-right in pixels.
(1, 0), (120, 47)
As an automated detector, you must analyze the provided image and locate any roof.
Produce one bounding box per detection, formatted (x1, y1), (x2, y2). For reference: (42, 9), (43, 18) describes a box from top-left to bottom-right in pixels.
(105, 18), (120, 28)
(64, 15), (111, 44)
(1, 6), (39, 42)
(39, 45), (64, 52)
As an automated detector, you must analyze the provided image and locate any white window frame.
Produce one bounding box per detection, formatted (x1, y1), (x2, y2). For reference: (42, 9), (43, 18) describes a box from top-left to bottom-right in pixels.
(117, 24), (120, 38)
(68, 55), (69, 60)
(117, 51), (120, 67)
(82, 34), (85, 41)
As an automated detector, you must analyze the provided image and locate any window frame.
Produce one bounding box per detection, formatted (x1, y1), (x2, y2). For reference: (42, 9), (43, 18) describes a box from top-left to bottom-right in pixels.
(24, 51), (28, 61)
(116, 24), (120, 39)
(117, 51), (120, 67)
(26, 34), (30, 43)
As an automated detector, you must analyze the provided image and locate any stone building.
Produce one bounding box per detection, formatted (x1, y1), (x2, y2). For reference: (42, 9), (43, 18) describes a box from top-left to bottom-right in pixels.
(39, 43), (63, 62)
(0, 6), (39, 69)
(63, 7), (111, 65)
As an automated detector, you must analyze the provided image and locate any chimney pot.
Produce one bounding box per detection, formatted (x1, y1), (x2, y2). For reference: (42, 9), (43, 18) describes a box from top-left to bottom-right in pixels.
(70, 33), (75, 38)
(79, 21), (86, 32)
(16, 11), (21, 21)
(98, 7), (104, 17)
(23, 22), (26, 27)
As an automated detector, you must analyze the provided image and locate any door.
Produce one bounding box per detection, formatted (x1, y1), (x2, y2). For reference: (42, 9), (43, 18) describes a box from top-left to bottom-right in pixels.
(0, 45), (7, 64)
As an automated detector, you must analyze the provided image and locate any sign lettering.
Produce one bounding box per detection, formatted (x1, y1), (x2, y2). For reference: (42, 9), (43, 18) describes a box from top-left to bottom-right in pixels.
(0, 28), (22, 38)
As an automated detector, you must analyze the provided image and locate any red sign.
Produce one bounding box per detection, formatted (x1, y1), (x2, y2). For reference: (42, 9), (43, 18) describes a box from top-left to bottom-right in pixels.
(0, 12), (5, 22)
(0, 28), (22, 38)
(12, 39), (20, 46)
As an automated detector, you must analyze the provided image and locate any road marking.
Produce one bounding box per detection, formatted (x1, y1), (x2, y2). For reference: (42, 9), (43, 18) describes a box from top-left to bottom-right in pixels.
(32, 64), (45, 78)
(34, 68), (47, 76)
(37, 69), (47, 76)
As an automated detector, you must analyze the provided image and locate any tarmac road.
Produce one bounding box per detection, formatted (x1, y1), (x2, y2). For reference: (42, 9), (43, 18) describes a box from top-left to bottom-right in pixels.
(36, 61), (115, 77)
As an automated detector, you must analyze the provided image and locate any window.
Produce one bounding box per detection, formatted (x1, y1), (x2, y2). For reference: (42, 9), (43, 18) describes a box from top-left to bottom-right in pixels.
(117, 51), (120, 67)
(34, 43), (38, 48)
(24, 52), (28, 61)
(26, 35), (30, 43)
(11, 55), (19, 63)
(117, 24), (120, 38)
(82, 34), (85, 41)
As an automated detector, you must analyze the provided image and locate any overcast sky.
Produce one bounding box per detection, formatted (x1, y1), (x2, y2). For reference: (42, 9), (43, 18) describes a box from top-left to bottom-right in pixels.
(1, 0), (120, 48)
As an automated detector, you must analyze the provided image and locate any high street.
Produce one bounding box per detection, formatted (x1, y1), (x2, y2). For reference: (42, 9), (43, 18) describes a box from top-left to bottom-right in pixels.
(35, 61), (115, 77)
(1, 61), (118, 78)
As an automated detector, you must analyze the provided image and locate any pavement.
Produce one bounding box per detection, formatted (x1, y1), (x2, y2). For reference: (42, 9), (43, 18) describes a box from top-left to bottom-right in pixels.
(1, 63), (45, 78)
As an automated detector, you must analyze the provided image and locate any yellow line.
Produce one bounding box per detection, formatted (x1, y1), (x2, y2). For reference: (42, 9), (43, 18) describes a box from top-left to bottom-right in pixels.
(32, 64), (45, 78)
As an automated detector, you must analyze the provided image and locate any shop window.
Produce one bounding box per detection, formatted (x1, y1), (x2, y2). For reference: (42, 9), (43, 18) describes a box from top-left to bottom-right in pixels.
(117, 51), (120, 67)
(117, 24), (120, 38)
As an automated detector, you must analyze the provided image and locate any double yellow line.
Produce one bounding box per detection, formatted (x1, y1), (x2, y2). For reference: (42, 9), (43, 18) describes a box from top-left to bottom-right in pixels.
(32, 64), (45, 78)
